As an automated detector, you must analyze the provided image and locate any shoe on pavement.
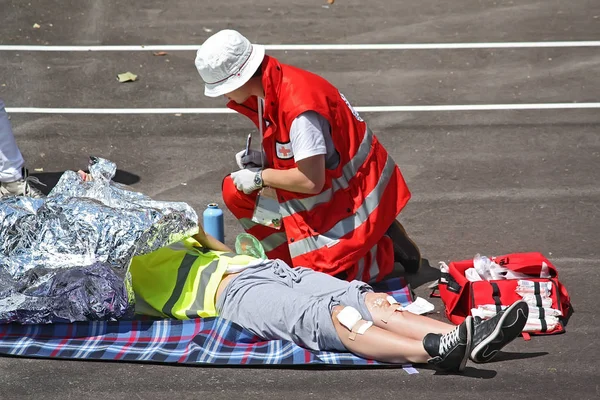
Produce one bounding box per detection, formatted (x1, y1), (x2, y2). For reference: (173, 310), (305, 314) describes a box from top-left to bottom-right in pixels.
(423, 316), (473, 372)
(0, 168), (45, 198)
(385, 220), (421, 273)
(470, 300), (529, 363)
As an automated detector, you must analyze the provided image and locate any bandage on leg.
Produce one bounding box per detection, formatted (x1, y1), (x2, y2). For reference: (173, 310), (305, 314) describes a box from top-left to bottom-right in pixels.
(380, 296), (404, 323)
(336, 306), (373, 341)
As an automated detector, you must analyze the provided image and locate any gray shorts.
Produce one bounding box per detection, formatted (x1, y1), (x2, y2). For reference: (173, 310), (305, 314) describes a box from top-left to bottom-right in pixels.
(216, 259), (373, 352)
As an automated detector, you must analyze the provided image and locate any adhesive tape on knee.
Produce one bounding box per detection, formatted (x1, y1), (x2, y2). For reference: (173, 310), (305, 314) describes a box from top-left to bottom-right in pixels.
(381, 296), (404, 323)
(337, 306), (373, 340)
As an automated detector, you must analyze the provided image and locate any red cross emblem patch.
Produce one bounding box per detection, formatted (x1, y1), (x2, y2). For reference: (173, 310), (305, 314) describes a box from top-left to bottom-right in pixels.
(276, 142), (294, 160)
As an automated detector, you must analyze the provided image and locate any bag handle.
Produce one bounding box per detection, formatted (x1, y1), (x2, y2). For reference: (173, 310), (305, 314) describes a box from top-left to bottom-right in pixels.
(490, 282), (502, 313)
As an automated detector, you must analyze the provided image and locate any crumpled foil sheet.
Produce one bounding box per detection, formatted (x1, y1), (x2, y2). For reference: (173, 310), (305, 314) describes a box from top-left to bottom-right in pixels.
(0, 157), (198, 324)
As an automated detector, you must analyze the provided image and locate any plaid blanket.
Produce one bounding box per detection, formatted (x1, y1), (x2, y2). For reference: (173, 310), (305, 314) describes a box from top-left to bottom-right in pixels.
(0, 277), (412, 366)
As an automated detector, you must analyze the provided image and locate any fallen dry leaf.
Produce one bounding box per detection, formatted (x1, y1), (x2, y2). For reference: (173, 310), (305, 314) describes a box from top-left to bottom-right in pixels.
(153, 51), (168, 56)
(327, 0), (334, 4)
(33, 23), (41, 28)
(117, 72), (138, 82)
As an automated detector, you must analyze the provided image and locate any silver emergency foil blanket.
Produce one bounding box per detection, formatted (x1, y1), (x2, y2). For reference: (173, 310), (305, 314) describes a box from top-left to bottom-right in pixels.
(0, 157), (198, 324)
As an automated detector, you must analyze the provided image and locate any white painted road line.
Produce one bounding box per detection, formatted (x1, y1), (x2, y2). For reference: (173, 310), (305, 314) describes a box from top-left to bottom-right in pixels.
(411, 186), (600, 203)
(6, 103), (600, 114)
(1, 41), (600, 52)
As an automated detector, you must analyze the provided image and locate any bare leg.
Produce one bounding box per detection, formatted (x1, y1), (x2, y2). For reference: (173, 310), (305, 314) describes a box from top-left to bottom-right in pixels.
(365, 293), (455, 340)
(331, 306), (430, 364)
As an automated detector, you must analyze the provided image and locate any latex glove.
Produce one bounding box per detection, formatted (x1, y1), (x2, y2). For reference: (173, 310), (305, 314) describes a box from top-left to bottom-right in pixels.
(231, 168), (262, 194)
(235, 149), (263, 170)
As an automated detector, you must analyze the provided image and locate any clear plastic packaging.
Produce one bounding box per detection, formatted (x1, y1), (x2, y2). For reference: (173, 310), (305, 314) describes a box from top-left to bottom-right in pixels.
(515, 280), (553, 297)
(470, 254), (532, 281)
(473, 254), (509, 280)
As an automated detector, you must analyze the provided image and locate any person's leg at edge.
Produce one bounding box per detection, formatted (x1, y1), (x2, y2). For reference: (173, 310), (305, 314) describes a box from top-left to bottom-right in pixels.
(0, 99), (44, 198)
(0, 99), (25, 183)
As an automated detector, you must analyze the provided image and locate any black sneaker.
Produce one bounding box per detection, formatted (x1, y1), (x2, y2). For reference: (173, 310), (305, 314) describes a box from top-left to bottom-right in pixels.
(423, 316), (473, 372)
(470, 300), (529, 363)
(385, 220), (421, 273)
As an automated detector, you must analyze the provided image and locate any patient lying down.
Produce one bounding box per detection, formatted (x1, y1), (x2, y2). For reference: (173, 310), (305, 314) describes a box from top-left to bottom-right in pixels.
(78, 171), (530, 373)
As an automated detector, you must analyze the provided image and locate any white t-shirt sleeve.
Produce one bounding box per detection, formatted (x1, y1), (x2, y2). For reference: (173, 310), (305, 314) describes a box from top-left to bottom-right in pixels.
(289, 111), (330, 163)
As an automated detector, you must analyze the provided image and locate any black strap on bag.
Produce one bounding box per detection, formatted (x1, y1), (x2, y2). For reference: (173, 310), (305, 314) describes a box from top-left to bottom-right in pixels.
(532, 282), (548, 332)
(539, 306), (547, 332)
(533, 282), (543, 307)
(440, 272), (462, 294)
(491, 282), (502, 313)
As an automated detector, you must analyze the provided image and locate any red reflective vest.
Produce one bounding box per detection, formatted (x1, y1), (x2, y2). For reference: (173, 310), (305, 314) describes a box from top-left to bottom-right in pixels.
(228, 56), (411, 277)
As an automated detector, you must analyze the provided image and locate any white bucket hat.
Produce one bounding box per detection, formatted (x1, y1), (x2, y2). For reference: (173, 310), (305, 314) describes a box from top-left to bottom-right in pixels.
(195, 30), (265, 97)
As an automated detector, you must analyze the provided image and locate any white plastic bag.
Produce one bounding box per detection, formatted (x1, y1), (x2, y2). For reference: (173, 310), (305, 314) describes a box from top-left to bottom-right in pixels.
(465, 268), (484, 282)
(473, 254), (509, 280)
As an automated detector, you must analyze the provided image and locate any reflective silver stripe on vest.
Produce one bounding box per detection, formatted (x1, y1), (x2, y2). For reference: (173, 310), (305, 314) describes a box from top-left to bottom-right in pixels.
(288, 154), (395, 259)
(261, 232), (288, 252)
(237, 218), (288, 253)
(239, 218), (257, 230)
(280, 126), (374, 218)
(367, 245), (379, 283)
(184, 259), (220, 319)
(280, 188), (333, 218)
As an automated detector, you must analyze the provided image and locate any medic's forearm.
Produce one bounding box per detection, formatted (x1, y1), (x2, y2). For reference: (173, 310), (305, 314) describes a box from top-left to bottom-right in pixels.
(261, 167), (324, 195)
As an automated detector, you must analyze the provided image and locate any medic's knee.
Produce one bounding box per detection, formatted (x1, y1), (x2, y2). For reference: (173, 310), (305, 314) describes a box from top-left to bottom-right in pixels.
(365, 292), (404, 323)
(333, 305), (373, 341)
(221, 175), (237, 208)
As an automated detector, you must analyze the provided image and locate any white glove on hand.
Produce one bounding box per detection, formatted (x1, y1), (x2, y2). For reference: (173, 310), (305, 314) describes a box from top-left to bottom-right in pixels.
(231, 168), (262, 194)
(235, 149), (264, 170)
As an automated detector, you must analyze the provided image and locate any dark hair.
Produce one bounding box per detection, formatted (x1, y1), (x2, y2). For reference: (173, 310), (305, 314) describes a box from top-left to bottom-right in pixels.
(252, 65), (262, 79)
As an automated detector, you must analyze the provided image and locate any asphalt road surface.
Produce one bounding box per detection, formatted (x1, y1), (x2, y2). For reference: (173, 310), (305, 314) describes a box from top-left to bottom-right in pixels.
(1, 1), (599, 399)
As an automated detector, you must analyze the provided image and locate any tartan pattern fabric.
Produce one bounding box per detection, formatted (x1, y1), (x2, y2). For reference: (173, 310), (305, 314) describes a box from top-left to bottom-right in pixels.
(0, 277), (411, 365)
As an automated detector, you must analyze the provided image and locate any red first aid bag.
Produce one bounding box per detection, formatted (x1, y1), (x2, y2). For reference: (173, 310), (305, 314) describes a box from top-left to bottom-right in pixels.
(437, 252), (572, 335)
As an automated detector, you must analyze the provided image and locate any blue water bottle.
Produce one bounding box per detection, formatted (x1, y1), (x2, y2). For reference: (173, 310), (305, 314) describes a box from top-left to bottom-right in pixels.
(203, 203), (224, 243)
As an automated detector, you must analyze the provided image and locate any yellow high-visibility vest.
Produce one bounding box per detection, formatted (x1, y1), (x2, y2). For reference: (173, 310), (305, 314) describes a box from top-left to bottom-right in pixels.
(130, 237), (257, 319)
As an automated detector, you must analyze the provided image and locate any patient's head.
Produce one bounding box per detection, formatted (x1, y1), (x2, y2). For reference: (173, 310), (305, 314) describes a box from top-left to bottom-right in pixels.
(78, 170), (92, 182)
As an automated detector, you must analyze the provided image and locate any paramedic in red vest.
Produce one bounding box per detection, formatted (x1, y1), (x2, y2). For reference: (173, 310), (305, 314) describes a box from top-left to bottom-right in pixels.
(195, 30), (421, 283)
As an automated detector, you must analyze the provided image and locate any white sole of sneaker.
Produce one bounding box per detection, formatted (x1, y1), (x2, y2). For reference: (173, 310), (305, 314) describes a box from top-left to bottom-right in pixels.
(459, 316), (474, 372)
(470, 301), (529, 363)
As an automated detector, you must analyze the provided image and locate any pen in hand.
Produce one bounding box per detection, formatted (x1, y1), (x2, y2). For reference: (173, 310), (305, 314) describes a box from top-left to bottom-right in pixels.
(244, 133), (252, 157)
